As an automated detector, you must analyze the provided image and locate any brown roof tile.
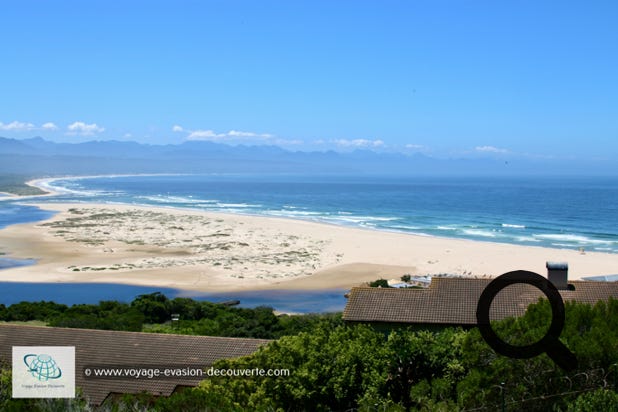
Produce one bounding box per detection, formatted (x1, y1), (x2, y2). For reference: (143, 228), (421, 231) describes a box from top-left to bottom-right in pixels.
(343, 278), (618, 326)
(0, 325), (270, 405)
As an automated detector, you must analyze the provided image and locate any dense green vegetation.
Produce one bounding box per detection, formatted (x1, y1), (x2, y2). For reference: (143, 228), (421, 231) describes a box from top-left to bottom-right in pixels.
(107, 298), (618, 411)
(166, 300), (616, 411)
(368, 278), (391, 288)
(0, 292), (342, 339)
(0, 174), (47, 195)
(1, 296), (618, 410)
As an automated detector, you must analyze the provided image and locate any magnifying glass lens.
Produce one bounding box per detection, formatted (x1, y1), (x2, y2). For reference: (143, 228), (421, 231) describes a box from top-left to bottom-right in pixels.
(489, 284), (553, 347)
(476, 270), (577, 371)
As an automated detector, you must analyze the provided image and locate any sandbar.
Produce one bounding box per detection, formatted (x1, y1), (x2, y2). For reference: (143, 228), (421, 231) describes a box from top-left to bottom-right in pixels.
(0, 202), (616, 292)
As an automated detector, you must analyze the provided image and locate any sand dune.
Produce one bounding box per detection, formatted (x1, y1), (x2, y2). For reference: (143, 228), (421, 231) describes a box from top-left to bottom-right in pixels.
(0, 203), (616, 292)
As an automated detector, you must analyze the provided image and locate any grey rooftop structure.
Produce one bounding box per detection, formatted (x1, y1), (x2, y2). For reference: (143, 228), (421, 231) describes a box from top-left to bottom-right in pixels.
(0, 325), (270, 405)
(343, 277), (618, 328)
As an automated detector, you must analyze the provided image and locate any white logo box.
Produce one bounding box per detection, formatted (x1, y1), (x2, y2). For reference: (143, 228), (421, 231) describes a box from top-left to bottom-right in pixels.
(12, 346), (75, 398)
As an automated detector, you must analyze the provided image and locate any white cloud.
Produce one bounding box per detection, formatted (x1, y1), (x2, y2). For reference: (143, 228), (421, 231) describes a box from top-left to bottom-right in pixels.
(67, 121), (105, 136)
(172, 125), (184, 132)
(333, 138), (385, 148)
(187, 129), (226, 140)
(41, 122), (59, 131)
(228, 130), (257, 138)
(0, 121), (36, 131)
(405, 144), (425, 150)
(186, 129), (275, 142)
(228, 130), (274, 139)
(475, 145), (508, 153)
(183, 128), (305, 147)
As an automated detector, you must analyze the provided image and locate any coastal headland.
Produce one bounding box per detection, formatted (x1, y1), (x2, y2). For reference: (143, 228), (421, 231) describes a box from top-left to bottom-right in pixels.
(0, 199), (616, 292)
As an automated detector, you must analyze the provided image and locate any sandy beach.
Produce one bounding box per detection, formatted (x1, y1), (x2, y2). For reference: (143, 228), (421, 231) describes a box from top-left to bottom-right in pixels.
(0, 201), (616, 292)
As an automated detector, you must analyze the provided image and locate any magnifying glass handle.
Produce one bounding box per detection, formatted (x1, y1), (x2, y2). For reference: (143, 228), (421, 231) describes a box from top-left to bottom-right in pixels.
(547, 342), (578, 371)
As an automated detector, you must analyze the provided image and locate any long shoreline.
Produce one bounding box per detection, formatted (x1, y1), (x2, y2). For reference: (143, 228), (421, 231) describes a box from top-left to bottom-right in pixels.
(25, 173), (190, 198)
(22, 174), (618, 254)
(1, 199), (617, 292)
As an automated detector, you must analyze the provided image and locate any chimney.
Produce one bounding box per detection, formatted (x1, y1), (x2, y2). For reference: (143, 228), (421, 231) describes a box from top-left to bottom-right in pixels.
(547, 261), (569, 290)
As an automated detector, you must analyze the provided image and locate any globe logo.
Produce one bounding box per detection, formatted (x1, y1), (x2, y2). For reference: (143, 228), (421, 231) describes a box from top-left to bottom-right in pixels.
(23, 354), (63, 381)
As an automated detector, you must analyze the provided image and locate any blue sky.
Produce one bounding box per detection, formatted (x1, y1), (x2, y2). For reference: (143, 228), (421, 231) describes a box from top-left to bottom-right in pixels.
(1, 1), (616, 160)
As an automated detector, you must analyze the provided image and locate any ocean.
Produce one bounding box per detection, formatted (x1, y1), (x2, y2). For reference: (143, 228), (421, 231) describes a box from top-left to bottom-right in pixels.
(1, 174), (617, 311)
(29, 174), (618, 253)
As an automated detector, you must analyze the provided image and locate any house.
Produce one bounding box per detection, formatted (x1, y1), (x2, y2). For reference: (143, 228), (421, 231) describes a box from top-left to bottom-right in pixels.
(343, 263), (618, 331)
(0, 324), (270, 405)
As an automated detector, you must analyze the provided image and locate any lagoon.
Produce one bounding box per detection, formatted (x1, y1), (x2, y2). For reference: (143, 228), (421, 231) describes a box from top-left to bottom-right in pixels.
(0, 282), (346, 313)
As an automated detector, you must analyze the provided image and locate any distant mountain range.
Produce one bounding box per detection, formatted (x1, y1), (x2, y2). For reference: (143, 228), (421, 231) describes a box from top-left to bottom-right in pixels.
(0, 136), (614, 177)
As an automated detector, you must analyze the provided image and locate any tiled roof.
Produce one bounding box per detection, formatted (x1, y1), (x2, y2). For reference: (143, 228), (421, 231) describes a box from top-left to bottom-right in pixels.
(0, 325), (270, 405)
(343, 278), (618, 325)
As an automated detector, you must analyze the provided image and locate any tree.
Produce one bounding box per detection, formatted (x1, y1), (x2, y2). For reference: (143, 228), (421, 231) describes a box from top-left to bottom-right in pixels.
(196, 324), (392, 410)
(131, 292), (171, 323)
(385, 328), (466, 409)
(368, 279), (390, 288)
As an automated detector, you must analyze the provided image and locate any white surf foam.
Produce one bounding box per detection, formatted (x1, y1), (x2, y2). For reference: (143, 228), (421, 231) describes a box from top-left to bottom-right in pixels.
(462, 229), (498, 238)
(387, 224), (422, 231)
(215, 203), (262, 208)
(533, 233), (614, 245)
(137, 195), (218, 204)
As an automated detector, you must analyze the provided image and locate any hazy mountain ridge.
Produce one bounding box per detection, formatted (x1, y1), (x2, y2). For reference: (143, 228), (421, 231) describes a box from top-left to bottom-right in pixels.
(0, 136), (614, 176)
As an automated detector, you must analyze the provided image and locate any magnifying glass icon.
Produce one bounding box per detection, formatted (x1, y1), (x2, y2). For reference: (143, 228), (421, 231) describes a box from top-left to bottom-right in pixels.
(476, 270), (577, 371)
